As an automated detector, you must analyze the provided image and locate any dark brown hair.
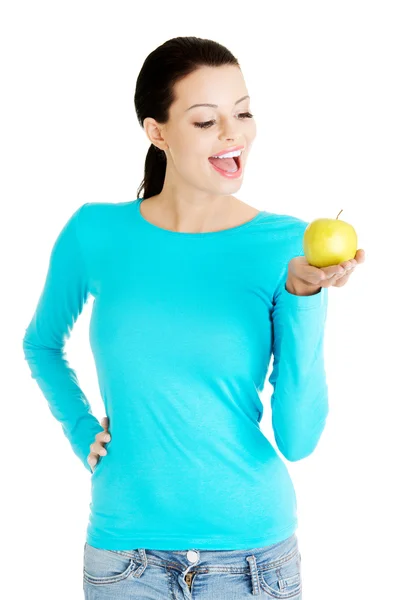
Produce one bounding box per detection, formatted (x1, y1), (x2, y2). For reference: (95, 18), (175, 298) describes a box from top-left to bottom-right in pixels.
(134, 36), (240, 200)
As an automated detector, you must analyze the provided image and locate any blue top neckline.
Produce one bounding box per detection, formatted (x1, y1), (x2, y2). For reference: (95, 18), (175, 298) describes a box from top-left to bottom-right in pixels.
(134, 197), (267, 237)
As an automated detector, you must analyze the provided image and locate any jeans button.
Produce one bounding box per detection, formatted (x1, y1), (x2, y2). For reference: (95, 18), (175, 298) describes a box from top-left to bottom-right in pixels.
(186, 550), (199, 563)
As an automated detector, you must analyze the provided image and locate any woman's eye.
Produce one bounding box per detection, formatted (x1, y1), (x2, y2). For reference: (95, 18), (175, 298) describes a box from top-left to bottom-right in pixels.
(239, 112), (254, 120)
(194, 112), (254, 129)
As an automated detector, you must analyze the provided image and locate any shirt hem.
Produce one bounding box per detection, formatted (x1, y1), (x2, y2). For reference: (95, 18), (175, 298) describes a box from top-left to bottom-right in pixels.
(86, 520), (298, 551)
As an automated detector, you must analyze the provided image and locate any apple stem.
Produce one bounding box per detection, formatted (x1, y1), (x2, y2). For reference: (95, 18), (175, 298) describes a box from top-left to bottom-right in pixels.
(336, 209), (343, 220)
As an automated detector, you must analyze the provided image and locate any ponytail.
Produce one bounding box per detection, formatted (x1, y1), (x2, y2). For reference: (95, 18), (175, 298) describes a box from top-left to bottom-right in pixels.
(137, 144), (166, 200)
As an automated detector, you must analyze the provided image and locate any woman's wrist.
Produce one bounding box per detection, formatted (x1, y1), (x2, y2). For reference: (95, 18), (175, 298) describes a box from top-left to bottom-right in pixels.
(285, 275), (322, 296)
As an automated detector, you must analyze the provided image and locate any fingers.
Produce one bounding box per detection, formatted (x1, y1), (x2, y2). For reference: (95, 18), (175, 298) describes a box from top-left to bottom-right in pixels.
(321, 266), (345, 280)
(294, 249), (364, 290)
(320, 276), (340, 288)
(87, 416), (111, 471)
(332, 270), (352, 287)
(320, 264), (355, 288)
(355, 248), (366, 263)
(87, 441), (108, 471)
(92, 437), (109, 455)
(322, 258), (357, 281)
(318, 271), (341, 286)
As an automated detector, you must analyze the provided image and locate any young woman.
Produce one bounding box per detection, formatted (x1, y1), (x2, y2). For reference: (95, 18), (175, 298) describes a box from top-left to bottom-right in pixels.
(23, 36), (364, 599)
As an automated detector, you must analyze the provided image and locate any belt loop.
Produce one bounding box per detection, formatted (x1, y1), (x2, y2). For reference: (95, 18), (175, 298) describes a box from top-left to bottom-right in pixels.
(246, 554), (261, 595)
(132, 549), (148, 577)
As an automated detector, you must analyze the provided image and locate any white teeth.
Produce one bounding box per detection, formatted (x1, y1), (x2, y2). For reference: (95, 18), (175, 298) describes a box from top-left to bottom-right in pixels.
(211, 150), (242, 159)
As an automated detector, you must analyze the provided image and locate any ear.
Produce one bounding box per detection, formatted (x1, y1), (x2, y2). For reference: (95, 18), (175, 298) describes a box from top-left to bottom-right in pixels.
(143, 117), (169, 152)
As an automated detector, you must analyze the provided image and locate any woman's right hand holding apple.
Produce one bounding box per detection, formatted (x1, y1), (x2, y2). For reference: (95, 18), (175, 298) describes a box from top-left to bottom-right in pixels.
(87, 416), (111, 472)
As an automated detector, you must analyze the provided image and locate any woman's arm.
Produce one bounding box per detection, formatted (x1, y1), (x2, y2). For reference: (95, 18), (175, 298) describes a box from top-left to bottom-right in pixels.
(22, 204), (104, 472)
(268, 229), (329, 462)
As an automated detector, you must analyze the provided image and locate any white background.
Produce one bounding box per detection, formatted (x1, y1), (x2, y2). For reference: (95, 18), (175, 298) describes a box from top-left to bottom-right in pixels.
(2, 1), (399, 598)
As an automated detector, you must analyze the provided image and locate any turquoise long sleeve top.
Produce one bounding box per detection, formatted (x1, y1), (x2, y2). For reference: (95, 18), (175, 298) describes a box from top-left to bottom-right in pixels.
(22, 198), (329, 551)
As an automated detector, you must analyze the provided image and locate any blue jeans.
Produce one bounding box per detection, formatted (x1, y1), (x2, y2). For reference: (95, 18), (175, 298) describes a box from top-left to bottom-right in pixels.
(83, 532), (302, 598)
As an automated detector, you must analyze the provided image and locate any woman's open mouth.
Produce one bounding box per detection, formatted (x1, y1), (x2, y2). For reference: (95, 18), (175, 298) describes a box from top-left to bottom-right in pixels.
(233, 155), (241, 169)
(208, 152), (243, 179)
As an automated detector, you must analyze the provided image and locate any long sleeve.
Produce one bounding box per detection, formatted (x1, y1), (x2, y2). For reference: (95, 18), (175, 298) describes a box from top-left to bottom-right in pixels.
(22, 204), (104, 472)
(268, 229), (329, 462)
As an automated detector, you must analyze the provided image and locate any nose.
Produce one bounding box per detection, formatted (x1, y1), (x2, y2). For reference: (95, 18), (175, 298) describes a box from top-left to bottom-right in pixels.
(219, 131), (242, 144)
(218, 119), (242, 142)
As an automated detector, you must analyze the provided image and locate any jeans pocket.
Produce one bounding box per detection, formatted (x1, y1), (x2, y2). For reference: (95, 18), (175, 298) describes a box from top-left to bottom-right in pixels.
(258, 547), (302, 598)
(83, 542), (140, 585)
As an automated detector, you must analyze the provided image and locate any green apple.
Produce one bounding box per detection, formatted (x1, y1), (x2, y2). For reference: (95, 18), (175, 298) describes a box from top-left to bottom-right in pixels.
(303, 209), (358, 268)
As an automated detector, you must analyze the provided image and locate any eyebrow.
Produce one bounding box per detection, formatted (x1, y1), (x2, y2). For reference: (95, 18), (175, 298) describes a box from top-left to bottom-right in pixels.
(185, 95), (250, 112)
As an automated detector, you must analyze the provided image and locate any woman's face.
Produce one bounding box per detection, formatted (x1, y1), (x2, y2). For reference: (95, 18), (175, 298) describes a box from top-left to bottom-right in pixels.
(144, 65), (257, 195)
